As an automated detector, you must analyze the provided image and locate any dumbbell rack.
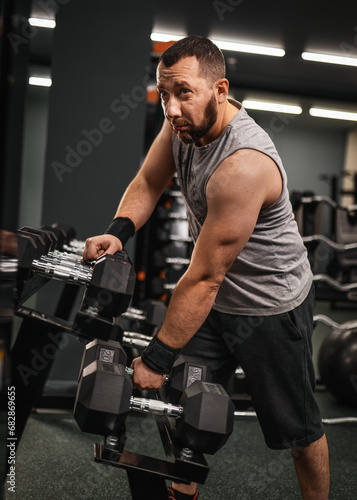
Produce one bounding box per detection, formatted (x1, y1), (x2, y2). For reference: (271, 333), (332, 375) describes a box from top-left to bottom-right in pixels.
(10, 225), (214, 499)
(11, 225), (133, 453)
(94, 402), (209, 499)
(74, 337), (232, 498)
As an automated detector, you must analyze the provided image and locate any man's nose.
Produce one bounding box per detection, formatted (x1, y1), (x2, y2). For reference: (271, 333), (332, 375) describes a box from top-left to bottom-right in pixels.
(165, 96), (182, 120)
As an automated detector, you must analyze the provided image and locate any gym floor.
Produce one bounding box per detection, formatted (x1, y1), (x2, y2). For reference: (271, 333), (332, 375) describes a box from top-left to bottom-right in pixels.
(2, 389), (356, 500)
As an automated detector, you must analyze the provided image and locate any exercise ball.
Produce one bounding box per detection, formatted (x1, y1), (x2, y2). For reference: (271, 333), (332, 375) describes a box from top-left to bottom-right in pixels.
(318, 329), (357, 408)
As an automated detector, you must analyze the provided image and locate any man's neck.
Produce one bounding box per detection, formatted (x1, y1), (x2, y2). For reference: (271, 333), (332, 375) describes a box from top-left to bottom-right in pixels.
(198, 100), (239, 147)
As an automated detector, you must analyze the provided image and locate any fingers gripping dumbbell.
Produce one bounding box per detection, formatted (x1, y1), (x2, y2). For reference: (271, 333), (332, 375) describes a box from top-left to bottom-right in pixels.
(122, 332), (211, 402)
(74, 339), (235, 455)
(74, 339), (179, 434)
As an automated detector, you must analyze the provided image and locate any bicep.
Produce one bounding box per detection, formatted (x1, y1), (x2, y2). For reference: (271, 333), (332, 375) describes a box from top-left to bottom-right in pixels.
(187, 152), (273, 283)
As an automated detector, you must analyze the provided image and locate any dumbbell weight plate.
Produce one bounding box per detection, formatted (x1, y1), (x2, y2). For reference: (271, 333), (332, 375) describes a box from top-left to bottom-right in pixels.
(74, 360), (132, 436)
(165, 355), (211, 404)
(177, 380), (235, 455)
(78, 338), (128, 381)
(84, 252), (136, 318)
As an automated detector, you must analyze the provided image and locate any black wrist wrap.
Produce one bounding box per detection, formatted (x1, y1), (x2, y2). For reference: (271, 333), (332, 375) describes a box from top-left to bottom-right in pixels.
(141, 336), (181, 374)
(104, 217), (135, 247)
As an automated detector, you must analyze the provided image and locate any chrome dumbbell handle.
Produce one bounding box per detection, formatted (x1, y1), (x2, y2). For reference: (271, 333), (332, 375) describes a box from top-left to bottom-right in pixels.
(124, 331), (153, 342)
(123, 337), (151, 349)
(122, 332), (152, 349)
(166, 257), (190, 266)
(129, 396), (183, 418)
(122, 308), (146, 321)
(47, 250), (84, 263)
(63, 239), (86, 255)
(32, 254), (93, 284)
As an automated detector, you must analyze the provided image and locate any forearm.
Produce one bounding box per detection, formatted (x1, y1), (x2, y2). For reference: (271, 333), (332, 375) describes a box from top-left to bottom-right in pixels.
(113, 175), (163, 231)
(157, 273), (220, 349)
(132, 276), (220, 388)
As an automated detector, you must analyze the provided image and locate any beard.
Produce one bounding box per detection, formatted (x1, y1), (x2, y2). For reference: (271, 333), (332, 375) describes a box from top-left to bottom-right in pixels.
(172, 94), (218, 146)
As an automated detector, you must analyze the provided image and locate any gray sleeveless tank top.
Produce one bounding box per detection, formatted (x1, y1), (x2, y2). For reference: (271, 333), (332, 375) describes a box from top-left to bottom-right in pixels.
(172, 100), (313, 315)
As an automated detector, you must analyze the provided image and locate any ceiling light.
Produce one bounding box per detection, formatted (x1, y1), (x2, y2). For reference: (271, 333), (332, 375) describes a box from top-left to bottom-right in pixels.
(302, 51), (357, 67)
(29, 17), (56, 29)
(242, 100), (302, 114)
(151, 32), (185, 42)
(29, 76), (52, 87)
(309, 107), (357, 121)
(211, 39), (285, 57)
(150, 33), (285, 57)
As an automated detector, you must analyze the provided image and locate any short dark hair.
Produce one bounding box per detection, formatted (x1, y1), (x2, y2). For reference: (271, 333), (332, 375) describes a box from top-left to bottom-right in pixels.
(158, 35), (226, 85)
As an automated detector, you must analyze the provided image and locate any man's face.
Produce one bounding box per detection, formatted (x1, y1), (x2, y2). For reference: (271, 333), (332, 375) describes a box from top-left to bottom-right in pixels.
(157, 56), (218, 145)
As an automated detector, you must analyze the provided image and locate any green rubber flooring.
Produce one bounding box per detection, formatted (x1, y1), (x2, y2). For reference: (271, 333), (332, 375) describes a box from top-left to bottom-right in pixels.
(2, 390), (357, 500)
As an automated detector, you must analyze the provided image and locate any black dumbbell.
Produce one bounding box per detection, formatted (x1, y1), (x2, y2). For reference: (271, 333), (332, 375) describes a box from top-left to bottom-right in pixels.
(74, 339), (235, 454)
(26, 248), (135, 318)
(16, 231), (49, 298)
(19, 226), (58, 253)
(41, 223), (76, 250)
(121, 335), (211, 403)
(166, 354), (212, 404)
(74, 339), (172, 435)
(83, 252), (136, 318)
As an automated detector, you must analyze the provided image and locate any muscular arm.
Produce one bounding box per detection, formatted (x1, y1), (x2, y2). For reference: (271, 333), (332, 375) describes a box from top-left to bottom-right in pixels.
(113, 119), (176, 230)
(132, 149), (282, 388)
(158, 149), (282, 347)
(83, 119), (176, 260)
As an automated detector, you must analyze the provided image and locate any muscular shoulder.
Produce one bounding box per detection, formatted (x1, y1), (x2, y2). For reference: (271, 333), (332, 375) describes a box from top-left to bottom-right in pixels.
(207, 148), (282, 209)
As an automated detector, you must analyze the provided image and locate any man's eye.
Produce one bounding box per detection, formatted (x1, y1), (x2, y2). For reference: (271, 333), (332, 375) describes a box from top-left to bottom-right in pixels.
(181, 88), (190, 95)
(159, 91), (168, 98)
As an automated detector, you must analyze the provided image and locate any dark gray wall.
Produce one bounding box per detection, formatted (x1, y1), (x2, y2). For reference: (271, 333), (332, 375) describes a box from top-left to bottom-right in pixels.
(19, 87), (50, 228)
(42, 0), (156, 240)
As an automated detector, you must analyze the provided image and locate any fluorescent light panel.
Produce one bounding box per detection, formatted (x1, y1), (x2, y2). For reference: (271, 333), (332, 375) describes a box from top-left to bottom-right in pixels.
(29, 17), (56, 28)
(29, 77), (52, 87)
(151, 33), (285, 57)
(151, 32), (185, 42)
(302, 51), (357, 67)
(309, 107), (357, 121)
(211, 39), (285, 57)
(243, 100), (302, 114)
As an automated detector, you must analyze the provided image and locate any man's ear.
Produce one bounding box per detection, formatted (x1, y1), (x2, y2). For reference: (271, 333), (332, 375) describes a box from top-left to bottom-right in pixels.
(215, 78), (229, 103)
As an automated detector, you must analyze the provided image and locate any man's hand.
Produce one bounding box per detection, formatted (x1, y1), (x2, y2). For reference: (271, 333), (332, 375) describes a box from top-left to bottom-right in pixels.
(131, 356), (167, 390)
(82, 234), (122, 261)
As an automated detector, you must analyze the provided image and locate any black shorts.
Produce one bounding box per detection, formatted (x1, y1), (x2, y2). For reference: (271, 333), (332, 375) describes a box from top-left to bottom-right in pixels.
(180, 285), (325, 450)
